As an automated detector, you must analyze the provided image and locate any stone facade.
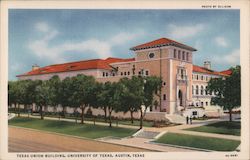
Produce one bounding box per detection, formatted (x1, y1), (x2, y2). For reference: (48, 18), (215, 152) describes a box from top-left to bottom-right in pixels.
(17, 38), (229, 118)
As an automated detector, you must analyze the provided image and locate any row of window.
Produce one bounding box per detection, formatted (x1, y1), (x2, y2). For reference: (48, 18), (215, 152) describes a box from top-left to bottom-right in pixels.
(193, 101), (210, 107)
(192, 85), (214, 96)
(102, 70), (149, 77)
(121, 71), (131, 76)
(192, 74), (212, 81)
(173, 49), (190, 61)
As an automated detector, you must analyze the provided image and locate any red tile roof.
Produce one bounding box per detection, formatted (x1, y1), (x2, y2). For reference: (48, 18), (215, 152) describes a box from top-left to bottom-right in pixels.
(193, 65), (228, 76)
(220, 69), (232, 75)
(17, 57), (135, 77)
(130, 38), (197, 51)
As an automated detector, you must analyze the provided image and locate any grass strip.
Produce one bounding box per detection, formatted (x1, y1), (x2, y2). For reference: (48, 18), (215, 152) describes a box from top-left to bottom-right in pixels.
(155, 132), (240, 151)
(9, 117), (137, 139)
(185, 121), (241, 136)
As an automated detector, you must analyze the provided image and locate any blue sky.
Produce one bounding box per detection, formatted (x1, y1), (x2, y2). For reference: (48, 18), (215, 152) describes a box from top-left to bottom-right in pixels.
(9, 9), (240, 80)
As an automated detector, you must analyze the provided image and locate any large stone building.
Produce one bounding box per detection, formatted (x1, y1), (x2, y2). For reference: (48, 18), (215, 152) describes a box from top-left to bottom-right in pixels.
(17, 38), (231, 121)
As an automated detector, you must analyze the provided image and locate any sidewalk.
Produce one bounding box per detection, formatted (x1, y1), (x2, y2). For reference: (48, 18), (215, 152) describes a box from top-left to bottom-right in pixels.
(17, 113), (140, 129)
(98, 137), (196, 152)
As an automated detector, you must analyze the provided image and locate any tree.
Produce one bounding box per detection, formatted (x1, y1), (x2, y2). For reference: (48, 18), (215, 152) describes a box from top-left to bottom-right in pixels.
(96, 82), (110, 122)
(34, 80), (50, 120)
(140, 76), (161, 129)
(207, 66), (241, 121)
(47, 76), (61, 116)
(8, 81), (18, 113)
(103, 81), (123, 127)
(119, 77), (143, 124)
(58, 77), (72, 118)
(90, 82), (106, 121)
(70, 74), (96, 124)
(14, 80), (27, 117)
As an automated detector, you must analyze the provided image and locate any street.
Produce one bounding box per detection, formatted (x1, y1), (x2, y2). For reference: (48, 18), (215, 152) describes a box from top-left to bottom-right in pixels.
(9, 127), (151, 152)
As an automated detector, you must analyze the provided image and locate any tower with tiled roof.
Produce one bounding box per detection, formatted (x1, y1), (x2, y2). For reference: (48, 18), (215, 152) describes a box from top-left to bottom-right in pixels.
(130, 38), (197, 114)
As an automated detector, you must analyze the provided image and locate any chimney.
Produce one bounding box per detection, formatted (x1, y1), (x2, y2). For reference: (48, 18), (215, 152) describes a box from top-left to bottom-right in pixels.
(32, 64), (39, 71)
(204, 61), (211, 70)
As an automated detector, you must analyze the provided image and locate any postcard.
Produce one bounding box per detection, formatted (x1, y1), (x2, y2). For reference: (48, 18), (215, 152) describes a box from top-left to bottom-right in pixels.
(0, 0), (249, 160)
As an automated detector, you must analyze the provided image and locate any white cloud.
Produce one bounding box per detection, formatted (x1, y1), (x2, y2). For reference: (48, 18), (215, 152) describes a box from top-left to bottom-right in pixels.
(110, 31), (144, 45)
(167, 24), (205, 40)
(215, 36), (228, 47)
(27, 22), (143, 63)
(35, 22), (50, 33)
(213, 49), (240, 65)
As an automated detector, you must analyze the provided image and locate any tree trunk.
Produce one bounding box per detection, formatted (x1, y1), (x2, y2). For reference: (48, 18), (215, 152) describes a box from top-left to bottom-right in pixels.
(14, 103), (17, 115)
(81, 106), (85, 124)
(74, 108), (78, 123)
(104, 107), (107, 122)
(31, 104), (33, 115)
(27, 105), (30, 118)
(62, 106), (66, 118)
(18, 104), (20, 117)
(139, 109), (143, 129)
(130, 110), (134, 124)
(109, 109), (112, 128)
(40, 106), (44, 120)
(229, 109), (232, 122)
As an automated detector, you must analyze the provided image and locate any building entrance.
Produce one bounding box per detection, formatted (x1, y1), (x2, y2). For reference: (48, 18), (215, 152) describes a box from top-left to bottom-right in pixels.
(178, 90), (183, 106)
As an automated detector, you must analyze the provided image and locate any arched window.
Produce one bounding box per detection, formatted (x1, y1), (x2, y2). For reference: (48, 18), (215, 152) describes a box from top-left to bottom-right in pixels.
(201, 86), (204, 95)
(196, 85), (199, 95)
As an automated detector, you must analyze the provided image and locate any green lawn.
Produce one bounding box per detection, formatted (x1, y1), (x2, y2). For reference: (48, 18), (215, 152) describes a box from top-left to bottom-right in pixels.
(185, 121), (241, 136)
(16, 113), (154, 127)
(155, 132), (240, 151)
(9, 117), (137, 139)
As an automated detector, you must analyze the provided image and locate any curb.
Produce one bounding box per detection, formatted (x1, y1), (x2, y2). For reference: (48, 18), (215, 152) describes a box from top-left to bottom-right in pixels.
(8, 113), (16, 120)
(154, 131), (167, 139)
(132, 129), (143, 137)
(148, 141), (213, 152)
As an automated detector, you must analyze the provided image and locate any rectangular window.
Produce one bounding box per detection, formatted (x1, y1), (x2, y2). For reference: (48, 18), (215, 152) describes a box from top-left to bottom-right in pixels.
(201, 76), (203, 80)
(121, 72), (123, 76)
(106, 72), (108, 77)
(193, 111), (197, 115)
(196, 75), (199, 80)
(124, 72), (127, 76)
(128, 71), (130, 75)
(103, 72), (105, 77)
(186, 52), (189, 61)
(174, 49), (176, 58)
(163, 94), (166, 100)
(138, 71), (141, 75)
(178, 50), (181, 59)
(145, 70), (149, 76)
(182, 51), (185, 60)
(112, 73), (115, 76)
